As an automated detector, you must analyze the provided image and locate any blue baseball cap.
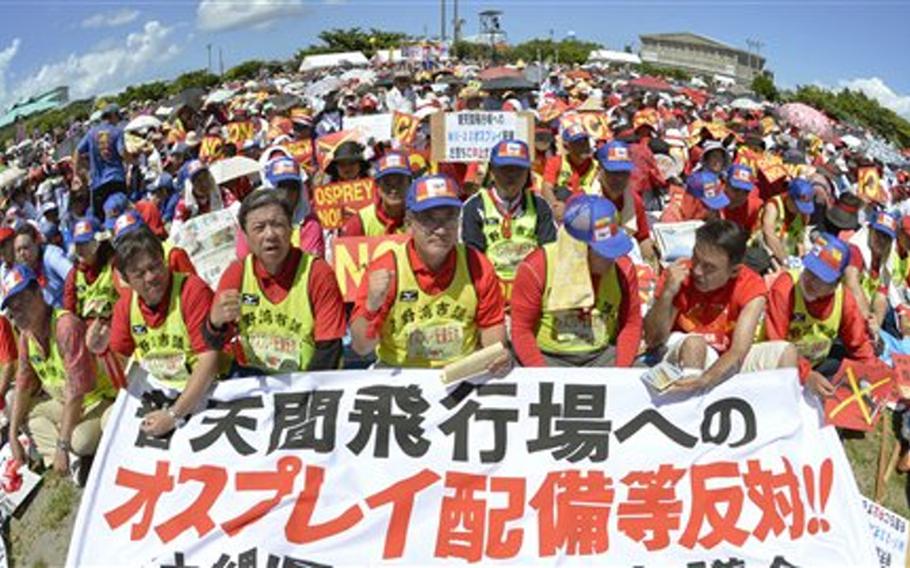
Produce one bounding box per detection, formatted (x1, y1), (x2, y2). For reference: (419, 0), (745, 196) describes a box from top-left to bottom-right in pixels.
(562, 123), (589, 143)
(490, 140), (531, 169)
(803, 233), (850, 284)
(870, 210), (899, 240)
(0, 264), (37, 309)
(405, 175), (462, 213)
(103, 192), (129, 216)
(112, 210), (145, 242)
(265, 157), (302, 187)
(788, 178), (815, 216)
(686, 170), (729, 210)
(564, 195), (633, 260)
(726, 164), (754, 192)
(72, 217), (101, 245)
(595, 141), (634, 173)
(375, 151), (413, 179)
(186, 159), (208, 179)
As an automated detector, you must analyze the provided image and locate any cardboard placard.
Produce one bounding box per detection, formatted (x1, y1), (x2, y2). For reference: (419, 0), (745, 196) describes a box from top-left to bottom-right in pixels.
(430, 111), (534, 163)
(312, 178), (376, 230)
(343, 113), (394, 143)
(332, 234), (410, 302)
(392, 111), (420, 147)
(861, 497), (910, 568)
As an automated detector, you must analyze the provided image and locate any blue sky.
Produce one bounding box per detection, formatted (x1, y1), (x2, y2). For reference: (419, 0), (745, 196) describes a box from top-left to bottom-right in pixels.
(0, 0), (908, 117)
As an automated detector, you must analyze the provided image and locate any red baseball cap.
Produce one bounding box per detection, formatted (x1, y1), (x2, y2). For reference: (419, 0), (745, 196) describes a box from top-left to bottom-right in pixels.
(0, 227), (13, 244)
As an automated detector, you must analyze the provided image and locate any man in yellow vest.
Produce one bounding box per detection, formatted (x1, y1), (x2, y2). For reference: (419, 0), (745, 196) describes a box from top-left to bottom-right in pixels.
(350, 175), (510, 371)
(511, 195), (642, 367)
(757, 177), (814, 267)
(208, 189), (346, 375)
(342, 151), (411, 237)
(4, 264), (116, 474)
(89, 229), (222, 437)
(542, 124), (598, 221)
(462, 140), (556, 302)
(764, 234), (875, 398)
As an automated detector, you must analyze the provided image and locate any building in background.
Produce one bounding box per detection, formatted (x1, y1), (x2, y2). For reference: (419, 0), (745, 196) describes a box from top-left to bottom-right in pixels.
(0, 86), (69, 129)
(639, 32), (766, 85)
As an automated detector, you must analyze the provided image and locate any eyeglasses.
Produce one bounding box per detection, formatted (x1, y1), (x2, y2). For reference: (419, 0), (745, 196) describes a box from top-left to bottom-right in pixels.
(414, 212), (459, 231)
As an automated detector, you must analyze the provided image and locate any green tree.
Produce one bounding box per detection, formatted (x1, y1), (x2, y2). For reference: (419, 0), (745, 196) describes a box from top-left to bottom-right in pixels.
(637, 62), (691, 82)
(751, 73), (779, 102)
(223, 60), (268, 82)
(510, 38), (601, 65)
(295, 27), (411, 61)
(115, 80), (169, 107)
(167, 70), (220, 95)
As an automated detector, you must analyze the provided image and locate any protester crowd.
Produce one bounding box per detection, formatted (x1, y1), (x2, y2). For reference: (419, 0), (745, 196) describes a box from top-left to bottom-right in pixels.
(0, 58), (909, 485)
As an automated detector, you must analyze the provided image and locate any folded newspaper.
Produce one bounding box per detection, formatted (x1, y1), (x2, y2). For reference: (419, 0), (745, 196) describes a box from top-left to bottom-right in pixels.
(652, 221), (703, 264)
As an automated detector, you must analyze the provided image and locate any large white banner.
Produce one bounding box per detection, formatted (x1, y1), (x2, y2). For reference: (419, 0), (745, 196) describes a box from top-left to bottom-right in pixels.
(67, 369), (877, 567)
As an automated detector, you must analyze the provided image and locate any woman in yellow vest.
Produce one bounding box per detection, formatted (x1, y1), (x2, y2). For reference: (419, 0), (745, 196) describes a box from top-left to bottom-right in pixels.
(208, 189), (346, 375)
(856, 210), (900, 335)
(64, 217), (120, 320)
(87, 229), (224, 438)
(3, 264), (116, 475)
(542, 124), (598, 222)
(350, 175), (511, 372)
(763, 234), (876, 398)
(756, 177), (815, 267)
(462, 140), (556, 302)
(342, 151), (411, 237)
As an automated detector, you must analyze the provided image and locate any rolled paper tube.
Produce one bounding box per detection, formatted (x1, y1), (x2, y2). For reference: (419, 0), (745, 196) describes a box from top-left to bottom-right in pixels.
(440, 342), (508, 385)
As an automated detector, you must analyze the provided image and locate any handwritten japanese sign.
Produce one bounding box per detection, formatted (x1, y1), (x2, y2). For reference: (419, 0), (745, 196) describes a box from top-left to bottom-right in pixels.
(431, 111), (534, 163)
(68, 369), (877, 566)
(312, 178), (376, 230)
(332, 235), (410, 302)
(862, 497), (910, 568)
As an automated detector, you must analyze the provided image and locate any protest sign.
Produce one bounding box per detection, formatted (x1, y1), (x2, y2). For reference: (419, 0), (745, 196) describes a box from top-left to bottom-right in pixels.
(825, 359), (895, 431)
(859, 166), (886, 204)
(312, 178), (375, 230)
(332, 234), (410, 301)
(0, 437), (41, 519)
(559, 111), (612, 141)
(861, 497), (910, 568)
(69, 368), (876, 566)
(344, 113), (394, 142)
(392, 111), (420, 147)
(431, 111), (534, 163)
(167, 206), (240, 289)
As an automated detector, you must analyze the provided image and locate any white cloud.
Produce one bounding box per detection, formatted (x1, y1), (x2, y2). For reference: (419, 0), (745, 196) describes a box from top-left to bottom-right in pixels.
(5, 21), (180, 107)
(197, 0), (305, 32)
(839, 77), (910, 119)
(81, 8), (141, 29)
(0, 38), (20, 101)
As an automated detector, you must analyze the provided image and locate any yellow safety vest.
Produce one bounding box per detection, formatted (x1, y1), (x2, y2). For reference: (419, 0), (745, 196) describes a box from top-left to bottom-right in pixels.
(757, 194), (806, 255)
(239, 253), (316, 373)
(27, 309), (115, 411)
(891, 249), (910, 289)
(358, 203), (407, 237)
(75, 263), (119, 319)
(377, 244), (479, 368)
(788, 269), (842, 365)
(129, 273), (196, 390)
(479, 189), (539, 283)
(535, 242), (622, 354)
(556, 156), (599, 195)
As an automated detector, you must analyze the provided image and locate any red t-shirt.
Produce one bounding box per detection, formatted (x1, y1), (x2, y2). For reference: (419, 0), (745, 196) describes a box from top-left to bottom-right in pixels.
(510, 249), (641, 367)
(168, 247), (197, 276)
(0, 315), (17, 364)
(605, 189), (651, 242)
(543, 155), (595, 193)
(341, 201), (405, 237)
(655, 264), (767, 353)
(352, 240), (505, 339)
(133, 200), (167, 239)
(764, 271), (874, 380)
(723, 191), (764, 232)
(110, 273), (214, 357)
(215, 248), (346, 351)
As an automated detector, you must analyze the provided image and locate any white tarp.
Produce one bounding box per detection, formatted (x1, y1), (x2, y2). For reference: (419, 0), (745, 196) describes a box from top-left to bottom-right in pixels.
(298, 51), (369, 73)
(68, 368), (877, 567)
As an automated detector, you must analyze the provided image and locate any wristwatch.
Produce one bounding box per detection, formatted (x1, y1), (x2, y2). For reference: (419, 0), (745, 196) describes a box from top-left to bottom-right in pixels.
(165, 406), (186, 428)
(56, 438), (71, 453)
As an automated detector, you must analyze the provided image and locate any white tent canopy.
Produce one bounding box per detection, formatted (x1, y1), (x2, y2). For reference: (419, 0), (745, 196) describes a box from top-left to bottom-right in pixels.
(298, 51), (369, 72)
(587, 49), (641, 65)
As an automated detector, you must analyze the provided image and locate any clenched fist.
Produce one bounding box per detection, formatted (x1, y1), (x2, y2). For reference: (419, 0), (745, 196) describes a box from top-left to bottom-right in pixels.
(367, 269), (395, 312)
(210, 290), (242, 328)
